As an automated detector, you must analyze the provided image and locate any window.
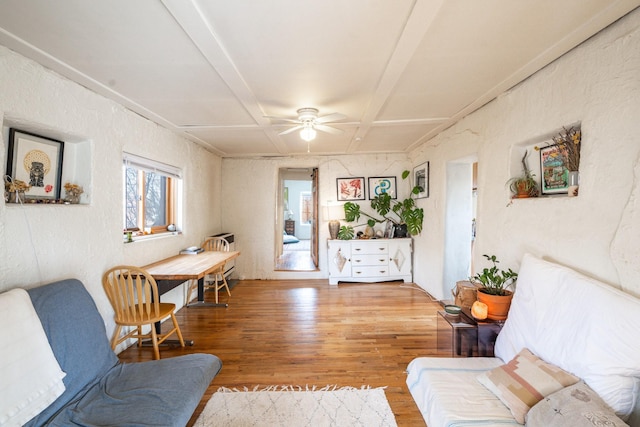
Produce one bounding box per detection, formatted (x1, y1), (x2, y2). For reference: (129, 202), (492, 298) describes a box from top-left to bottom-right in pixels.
(123, 153), (181, 237)
(300, 191), (312, 224)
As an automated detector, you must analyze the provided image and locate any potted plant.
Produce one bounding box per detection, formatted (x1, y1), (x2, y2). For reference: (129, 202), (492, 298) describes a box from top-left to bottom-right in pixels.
(343, 170), (424, 237)
(4, 177), (30, 203)
(470, 254), (518, 320)
(507, 150), (539, 198)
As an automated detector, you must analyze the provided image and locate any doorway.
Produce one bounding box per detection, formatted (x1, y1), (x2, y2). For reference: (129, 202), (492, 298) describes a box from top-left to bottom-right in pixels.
(442, 158), (477, 297)
(275, 167), (319, 271)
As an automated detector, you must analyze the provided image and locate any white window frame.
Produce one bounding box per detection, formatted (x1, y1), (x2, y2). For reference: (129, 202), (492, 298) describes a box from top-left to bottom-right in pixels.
(123, 152), (183, 241)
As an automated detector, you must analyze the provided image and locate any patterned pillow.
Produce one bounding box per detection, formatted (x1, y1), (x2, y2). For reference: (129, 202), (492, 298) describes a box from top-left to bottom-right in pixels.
(526, 381), (628, 426)
(477, 348), (579, 423)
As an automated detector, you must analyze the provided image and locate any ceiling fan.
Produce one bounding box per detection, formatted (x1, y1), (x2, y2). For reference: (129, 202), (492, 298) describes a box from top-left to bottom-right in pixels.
(266, 108), (346, 141)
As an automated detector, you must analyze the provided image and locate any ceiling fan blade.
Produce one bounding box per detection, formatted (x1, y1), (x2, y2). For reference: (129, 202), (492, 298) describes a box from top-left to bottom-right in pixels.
(278, 125), (304, 135)
(315, 124), (344, 135)
(315, 113), (346, 124)
(264, 116), (300, 124)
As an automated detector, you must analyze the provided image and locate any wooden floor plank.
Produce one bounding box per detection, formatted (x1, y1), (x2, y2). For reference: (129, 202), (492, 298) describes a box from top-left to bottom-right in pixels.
(116, 279), (441, 426)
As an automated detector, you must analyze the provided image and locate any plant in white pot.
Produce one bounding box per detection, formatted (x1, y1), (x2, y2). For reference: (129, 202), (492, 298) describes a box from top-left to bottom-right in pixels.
(470, 254), (518, 320)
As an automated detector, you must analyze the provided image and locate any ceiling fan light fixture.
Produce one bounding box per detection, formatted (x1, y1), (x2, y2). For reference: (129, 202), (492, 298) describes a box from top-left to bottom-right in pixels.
(300, 125), (316, 142)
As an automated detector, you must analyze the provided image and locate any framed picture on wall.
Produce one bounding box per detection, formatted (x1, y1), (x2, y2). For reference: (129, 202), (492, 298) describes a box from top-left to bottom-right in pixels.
(336, 177), (365, 201)
(540, 144), (569, 195)
(368, 176), (397, 199)
(413, 162), (429, 199)
(6, 129), (64, 200)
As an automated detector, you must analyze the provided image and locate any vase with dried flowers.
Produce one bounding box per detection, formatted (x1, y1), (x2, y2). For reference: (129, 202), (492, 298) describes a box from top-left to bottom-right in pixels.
(64, 182), (84, 204)
(4, 176), (30, 203)
(536, 126), (581, 196)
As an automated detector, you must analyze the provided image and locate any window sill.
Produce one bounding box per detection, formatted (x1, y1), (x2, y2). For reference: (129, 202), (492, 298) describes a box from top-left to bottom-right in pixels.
(124, 231), (181, 244)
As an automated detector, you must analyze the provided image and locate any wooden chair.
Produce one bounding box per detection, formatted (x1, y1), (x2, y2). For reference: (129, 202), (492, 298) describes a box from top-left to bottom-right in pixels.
(186, 237), (231, 304)
(102, 265), (185, 359)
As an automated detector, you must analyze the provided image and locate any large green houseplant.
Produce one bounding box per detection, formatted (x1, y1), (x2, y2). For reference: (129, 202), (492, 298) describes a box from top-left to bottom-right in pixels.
(342, 170), (424, 237)
(470, 254), (518, 320)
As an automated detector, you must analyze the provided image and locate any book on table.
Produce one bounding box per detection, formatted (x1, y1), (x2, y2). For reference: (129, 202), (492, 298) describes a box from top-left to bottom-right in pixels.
(180, 246), (204, 255)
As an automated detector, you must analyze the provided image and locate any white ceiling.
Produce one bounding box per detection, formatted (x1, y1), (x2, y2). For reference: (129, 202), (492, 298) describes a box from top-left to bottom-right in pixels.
(0, 1), (638, 157)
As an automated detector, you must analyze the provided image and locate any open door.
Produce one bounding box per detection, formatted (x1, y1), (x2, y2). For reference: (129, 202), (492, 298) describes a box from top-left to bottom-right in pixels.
(275, 167), (319, 271)
(310, 168), (319, 266)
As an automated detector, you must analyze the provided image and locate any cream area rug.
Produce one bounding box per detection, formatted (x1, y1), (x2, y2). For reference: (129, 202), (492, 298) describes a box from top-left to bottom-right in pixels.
(194, 385), (398, 427)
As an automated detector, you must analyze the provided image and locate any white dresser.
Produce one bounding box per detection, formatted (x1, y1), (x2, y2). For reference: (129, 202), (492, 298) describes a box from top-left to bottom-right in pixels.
(327, 238), (412, 285)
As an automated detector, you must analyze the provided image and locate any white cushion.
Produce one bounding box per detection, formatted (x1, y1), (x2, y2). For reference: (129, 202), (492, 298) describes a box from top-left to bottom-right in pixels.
(495, 253), (640, 420)
(0, 288), (66, 426)
(406, 357), (519, 426)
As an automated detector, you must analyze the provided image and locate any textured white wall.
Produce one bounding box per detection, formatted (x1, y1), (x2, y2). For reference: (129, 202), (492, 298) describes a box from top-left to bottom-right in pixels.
(410, 9), (640, 299)
(221, 154), (411, 280)
(2, 7), (638, 330)
(0, 46), (223, 340)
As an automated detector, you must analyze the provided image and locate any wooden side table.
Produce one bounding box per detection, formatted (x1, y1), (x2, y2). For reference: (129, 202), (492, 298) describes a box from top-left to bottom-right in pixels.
(437, 311), (477, 357)
(437, 309), (504, 357)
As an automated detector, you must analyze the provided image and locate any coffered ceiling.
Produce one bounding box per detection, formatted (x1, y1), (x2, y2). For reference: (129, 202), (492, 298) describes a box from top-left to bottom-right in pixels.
(0, 1), (637, 157)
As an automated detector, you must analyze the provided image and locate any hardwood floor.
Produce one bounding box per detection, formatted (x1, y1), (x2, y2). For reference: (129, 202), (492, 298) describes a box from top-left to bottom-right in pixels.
(117, 279), (442, 426)
(275, 240), (317, 270)
(275, 249), (317, 270)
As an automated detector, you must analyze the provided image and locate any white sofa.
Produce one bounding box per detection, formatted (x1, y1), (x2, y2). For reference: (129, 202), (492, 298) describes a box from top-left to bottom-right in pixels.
(407, 253), (640, 426)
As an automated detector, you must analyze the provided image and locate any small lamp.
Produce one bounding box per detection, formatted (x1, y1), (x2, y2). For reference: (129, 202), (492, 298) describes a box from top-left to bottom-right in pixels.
(326, 202), (344, 240)
(471, 301), (488, 320)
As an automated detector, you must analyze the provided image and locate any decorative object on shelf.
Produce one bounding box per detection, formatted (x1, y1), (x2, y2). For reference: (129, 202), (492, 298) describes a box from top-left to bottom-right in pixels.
(64, 182), (84, 204)
(4, 176), (30, 203)
(537, 126), (581, 195)
(507, 150), (539, 198)
(325, 202), (344, 240)
(367, 176), (396, 200)
(567, 171), (579, 197)
(452, 280), (480, 309)
(471, 301), (489, 320)
(336, 177), (365, 201)
(343, 170), (424, 237)
(470, 254), (518, 320)
(6, 128), (64, 201)
(412, 162), (429, 199)
(363, 225), (375, 238)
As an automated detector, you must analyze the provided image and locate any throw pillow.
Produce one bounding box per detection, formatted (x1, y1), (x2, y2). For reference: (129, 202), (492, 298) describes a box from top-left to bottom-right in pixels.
(0, 288), (66, 426)
(477, 348), (579, 423)
(526, 381), (628, 426)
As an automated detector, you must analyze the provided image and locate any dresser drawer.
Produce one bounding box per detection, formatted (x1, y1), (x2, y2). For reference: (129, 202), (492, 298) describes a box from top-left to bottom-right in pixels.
(352, 266), (390, 278)
(351, 241), (388, 255)
(351, 254), (388, 266)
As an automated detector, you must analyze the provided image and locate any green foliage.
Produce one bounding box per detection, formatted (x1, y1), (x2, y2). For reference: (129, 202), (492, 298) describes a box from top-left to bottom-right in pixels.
(342, 170), (425, 236)
(337, 225), (354, 240)
(470, 254), (518, 296)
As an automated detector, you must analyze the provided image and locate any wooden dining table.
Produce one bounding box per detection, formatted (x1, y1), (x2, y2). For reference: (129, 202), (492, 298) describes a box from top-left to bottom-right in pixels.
(143, 250), (241, 308)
